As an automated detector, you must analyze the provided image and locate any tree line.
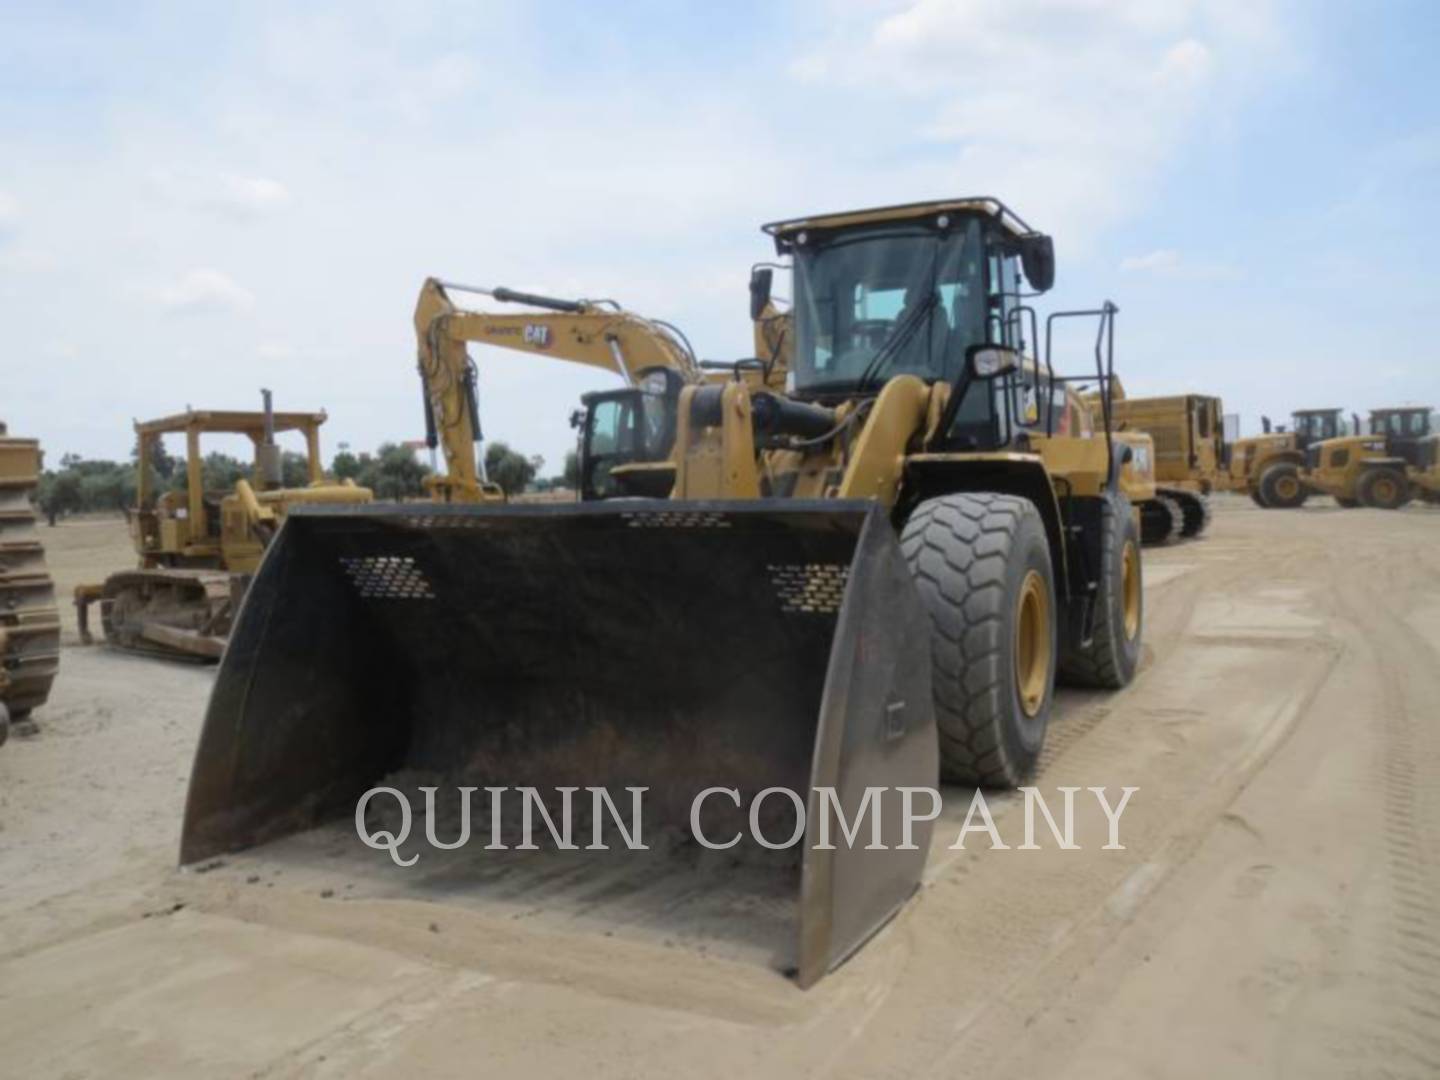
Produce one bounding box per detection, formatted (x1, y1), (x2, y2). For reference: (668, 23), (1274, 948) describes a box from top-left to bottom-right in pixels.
(34, 439), (578, 523)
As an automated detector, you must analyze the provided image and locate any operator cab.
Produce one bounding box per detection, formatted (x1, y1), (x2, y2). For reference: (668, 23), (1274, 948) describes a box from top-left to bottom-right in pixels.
(1368, 407), (1434, 466)
(575, 367), (684, 500)
(760, 198), (1066, 454)
(1291, 409), (1342, 448)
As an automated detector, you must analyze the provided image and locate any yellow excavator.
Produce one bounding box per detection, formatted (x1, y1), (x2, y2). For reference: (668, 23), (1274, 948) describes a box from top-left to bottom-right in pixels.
(413, 278), (709, 503)
(182, 198), (1146, 987)
(75, 393), (371, 660)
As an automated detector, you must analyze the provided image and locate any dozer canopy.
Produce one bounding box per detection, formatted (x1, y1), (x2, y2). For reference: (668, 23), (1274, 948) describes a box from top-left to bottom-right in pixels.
(182, 500), (937, 986)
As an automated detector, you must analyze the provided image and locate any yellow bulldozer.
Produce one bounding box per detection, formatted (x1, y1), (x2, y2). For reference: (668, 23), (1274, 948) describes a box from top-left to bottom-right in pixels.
(181, 198), (1147, 986)
(1302, 406), (1434, 509)
(75, 392), (371, 660)
(0, 422), (60, 746)
(1081, 387), (1222, 543)
(1228, 407), (1347, 508)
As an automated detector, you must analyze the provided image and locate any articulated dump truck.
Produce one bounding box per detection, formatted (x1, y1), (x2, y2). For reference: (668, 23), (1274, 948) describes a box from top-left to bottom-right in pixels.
(182, 199), (1146, 986)
(0, 422), (60, 746)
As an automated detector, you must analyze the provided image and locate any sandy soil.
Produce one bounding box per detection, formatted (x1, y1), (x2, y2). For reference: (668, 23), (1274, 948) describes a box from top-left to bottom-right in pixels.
(2, 499), (1438, 1078)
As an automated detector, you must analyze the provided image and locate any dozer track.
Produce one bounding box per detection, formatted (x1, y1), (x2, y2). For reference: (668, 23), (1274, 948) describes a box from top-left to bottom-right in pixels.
(1160, 486), (1212, 538)
(81, 568), (235, 662)
(0, 433), (61, 740)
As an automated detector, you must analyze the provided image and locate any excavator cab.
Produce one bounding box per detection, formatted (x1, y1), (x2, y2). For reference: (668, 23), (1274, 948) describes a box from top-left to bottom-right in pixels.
(575, 367), (685, 499)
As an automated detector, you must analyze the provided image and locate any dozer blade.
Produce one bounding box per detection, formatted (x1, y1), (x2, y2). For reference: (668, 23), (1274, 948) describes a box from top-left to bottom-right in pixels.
(182, 500), (936, 987)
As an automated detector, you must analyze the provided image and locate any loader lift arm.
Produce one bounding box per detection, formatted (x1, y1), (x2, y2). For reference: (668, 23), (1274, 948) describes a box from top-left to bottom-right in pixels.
(413, 277), (701, 502)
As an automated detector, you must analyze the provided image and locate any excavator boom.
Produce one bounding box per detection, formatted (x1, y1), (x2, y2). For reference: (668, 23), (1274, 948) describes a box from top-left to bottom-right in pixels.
(413, 278), (699, 502)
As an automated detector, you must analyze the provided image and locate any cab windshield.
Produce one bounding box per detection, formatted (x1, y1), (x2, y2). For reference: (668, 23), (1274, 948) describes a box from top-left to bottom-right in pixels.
(1292, 412), (1337, 440)
(791, 220), (986, 393)
(1371, 411), (1431, 437)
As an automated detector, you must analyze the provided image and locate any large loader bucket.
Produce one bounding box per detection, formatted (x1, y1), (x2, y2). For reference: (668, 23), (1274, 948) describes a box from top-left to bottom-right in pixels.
(181, 500), (936, 986)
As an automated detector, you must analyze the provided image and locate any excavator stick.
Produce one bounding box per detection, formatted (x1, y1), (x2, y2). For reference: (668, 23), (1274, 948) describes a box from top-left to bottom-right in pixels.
(181, 500), (937, 986)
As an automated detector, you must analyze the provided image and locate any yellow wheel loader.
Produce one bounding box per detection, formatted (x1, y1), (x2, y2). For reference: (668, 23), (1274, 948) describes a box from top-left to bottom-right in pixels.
(1303, 406), (1433, 509)
(1229, 407), (1346, 509)
(74, 392), (372, 660)
(1411, 434), (1440, 504)
(182, 199), (1146, 987)
(1096, 389), (1223, 543)
(0, 422), (60, 746)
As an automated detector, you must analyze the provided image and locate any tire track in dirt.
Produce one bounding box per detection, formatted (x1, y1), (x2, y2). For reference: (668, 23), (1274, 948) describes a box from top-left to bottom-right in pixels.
(1329, 557), (1440, 1077)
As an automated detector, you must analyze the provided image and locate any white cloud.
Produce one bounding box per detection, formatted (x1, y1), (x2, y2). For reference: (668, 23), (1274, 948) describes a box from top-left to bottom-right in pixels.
(1120, 249), (1183, 273)
(1119, 248), (1240, 280)
(148, 169), (291, 218)
(143, 269), (256, 313)
(787, 0), (1284, 246)
(217, 174), (291, 213)
(0, 190), (18, 240)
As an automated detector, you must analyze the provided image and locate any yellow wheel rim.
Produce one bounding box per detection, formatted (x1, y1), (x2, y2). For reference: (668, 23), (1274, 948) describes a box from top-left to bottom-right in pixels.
(1374, 477), (1396, 503)
(1015, 570), (1051, 718)
(1276, 475), (1299, 500)
(1122, 540), (1141, 640)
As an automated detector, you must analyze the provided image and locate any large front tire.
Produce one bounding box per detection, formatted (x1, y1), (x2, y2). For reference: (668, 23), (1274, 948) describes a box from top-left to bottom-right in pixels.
(1059, 493), (1143, 689)
(1357, 468), (1411, 510)
(1258, 463), (1308, 509)
(901, 493), (1057, 787)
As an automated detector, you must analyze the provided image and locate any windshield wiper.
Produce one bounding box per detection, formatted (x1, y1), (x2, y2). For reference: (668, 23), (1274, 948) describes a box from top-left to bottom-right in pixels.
(854, 292), (938, 392)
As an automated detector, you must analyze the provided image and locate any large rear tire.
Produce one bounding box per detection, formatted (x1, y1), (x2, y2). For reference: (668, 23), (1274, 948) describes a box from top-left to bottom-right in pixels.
(1059, 493), (1143, 689)
(0, 702), (9, 748)
(901, 493), (1057, 787)
(1357, 468), (1411, 510)
(1258, 463), (1308, 509)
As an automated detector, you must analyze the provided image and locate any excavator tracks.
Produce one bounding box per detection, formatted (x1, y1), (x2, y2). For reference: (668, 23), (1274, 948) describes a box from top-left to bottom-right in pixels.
(0, 428), (61, 742)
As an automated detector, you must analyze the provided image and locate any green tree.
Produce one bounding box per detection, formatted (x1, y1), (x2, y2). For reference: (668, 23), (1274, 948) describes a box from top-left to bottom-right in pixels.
(281, 450), (311, 488)
(562, 449), (580, 489)
(484, 441), (538, 496)
(332, 449), (362, 481)
(35, 470), (83, 525)
(357, 442), (430, 500)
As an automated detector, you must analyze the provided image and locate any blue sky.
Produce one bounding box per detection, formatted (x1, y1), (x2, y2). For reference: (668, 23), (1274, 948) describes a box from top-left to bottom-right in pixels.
(2, 0), (1436, 471)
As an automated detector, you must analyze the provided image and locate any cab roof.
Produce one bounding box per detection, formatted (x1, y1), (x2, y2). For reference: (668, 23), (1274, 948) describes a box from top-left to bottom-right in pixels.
(762, 197), (1036, 243)
(135, 409), (328, 437)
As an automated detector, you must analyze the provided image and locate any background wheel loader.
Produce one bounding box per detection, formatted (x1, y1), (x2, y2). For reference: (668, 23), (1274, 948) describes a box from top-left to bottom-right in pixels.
(0, 422), (60, 746)
(1303, 406), (1434, 509)
(1089, 389), (1223, 543)
(75, 392), (372, 661)
(1228, 407), (1347, 508)
(1410, 432), (1440, 504)
(181, 198), (1146, 987)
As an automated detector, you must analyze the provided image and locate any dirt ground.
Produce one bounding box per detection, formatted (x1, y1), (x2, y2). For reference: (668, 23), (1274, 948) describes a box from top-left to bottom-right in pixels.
(2, 499), (1438, 1079)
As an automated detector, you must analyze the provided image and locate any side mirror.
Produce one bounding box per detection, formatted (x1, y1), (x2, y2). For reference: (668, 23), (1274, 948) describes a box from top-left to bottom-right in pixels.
(1020, 234), (1055, 292)
(749, 267), (773, 321)
(967, 344), (1021, 379)
(568, 407), (586, 431)
(1261, 415), (1272, 434)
